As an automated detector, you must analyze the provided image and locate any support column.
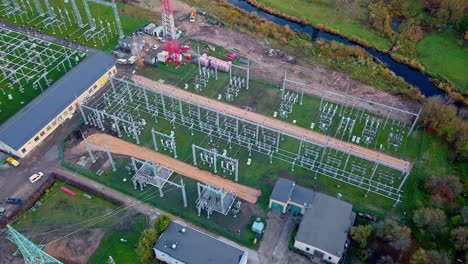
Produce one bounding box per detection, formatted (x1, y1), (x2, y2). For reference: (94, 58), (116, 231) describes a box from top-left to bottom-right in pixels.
(181, 179), (188, 207)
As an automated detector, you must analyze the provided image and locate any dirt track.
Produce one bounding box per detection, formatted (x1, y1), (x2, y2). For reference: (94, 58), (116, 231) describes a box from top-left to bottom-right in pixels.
(134, 75), (411, 171)
(71, 133), (261, 203)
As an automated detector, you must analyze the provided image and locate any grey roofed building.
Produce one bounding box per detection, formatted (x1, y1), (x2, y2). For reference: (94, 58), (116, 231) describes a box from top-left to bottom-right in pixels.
(0, 52), (115, 151)
(270, 178), (315, 206)
(295, 192), (356, 259)
(270, 178), (295, 204)
(154, 221), (248, 264)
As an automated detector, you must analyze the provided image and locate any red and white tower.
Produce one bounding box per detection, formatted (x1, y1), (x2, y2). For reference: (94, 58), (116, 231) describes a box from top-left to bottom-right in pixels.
(161, 0), (181, 64)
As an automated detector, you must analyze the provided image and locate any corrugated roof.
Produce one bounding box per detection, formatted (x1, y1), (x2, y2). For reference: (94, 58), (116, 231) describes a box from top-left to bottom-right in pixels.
(0, 52), (115, 150)
(295, 193), (355, 258)
(154, 221), (247, 264)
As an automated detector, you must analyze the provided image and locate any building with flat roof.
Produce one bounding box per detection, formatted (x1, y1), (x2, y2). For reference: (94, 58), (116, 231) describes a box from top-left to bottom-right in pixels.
(153, 221), (248, 264)
(0, 52), (116, 158)
(269, 178), (356, 264)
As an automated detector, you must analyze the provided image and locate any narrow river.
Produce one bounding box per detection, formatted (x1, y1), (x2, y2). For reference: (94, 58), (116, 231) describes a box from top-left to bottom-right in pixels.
(227, 0), (445, 97)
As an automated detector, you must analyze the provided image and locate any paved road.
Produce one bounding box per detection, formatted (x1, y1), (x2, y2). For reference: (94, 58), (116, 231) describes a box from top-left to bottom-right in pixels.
(133, 75), (411, 171)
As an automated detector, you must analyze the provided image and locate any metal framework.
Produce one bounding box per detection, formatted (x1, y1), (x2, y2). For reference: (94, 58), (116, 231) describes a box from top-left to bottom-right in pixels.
(196, 182), (237, 218)
(224, 62), (250, 101)
(0, 0), (123, 46)
(192, 144), (239, 181)
(279, 71), (305, 118)
(84, 138), (116, 171)
(6, 225), (63, 264)
(79, 77), (413, 204)
(130, 157), (187, 207)
(0, 26), (80, 94)
(151, 128), (177, 158)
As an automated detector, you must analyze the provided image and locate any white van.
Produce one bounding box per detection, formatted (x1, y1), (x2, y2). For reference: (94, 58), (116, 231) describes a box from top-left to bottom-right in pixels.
(29, 172), (44, 183)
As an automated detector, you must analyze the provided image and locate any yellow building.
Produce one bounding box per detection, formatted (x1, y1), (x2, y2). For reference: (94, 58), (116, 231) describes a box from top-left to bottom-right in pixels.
(0, 52), (116, 158)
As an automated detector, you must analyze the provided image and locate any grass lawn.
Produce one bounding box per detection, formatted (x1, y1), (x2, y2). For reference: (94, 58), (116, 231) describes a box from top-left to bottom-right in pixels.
(416, 29), (468, 93)
(88, 214), (152, 264)
(255, 0), (391, 50)
(13, 180), (149, 264)
(0, 0), (146, 51)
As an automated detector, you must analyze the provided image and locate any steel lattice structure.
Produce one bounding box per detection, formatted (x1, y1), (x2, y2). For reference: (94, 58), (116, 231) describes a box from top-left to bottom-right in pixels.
(0, 26), (81, 92)
(6, 225), (63, 264)
(79, 77), (413, 204)
(161, 0), (180, 63)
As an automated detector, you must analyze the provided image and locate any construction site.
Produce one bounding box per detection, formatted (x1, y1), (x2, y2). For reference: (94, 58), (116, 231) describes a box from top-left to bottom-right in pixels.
(0, 0), (435, 263)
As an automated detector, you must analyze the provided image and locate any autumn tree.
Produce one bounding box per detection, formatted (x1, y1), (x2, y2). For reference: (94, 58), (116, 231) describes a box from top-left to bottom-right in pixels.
(413, 208), (446, 236)
(377, 255), (394, 264)
(451, 226), (468, 251)
(369, 2), (395, 38)
(427, 250), (452, 264)
(376, 218), (412, 251)
(424, 174), (463, 205)
(421, 97), (457, 133)
(136, 228), (158, 262)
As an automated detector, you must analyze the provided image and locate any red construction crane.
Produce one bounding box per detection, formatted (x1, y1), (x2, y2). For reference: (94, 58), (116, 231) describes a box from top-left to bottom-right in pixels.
(161, 0), (181, 64)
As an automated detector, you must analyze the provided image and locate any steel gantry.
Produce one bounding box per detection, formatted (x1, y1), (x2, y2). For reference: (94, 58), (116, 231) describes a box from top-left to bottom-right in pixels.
(130, 157), (187, 207)
(79, 76), (413, 205)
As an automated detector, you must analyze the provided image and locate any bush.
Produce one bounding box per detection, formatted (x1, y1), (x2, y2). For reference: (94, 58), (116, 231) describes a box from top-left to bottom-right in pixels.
(136, 228), (157, 262)
(154, 215), (172, 234)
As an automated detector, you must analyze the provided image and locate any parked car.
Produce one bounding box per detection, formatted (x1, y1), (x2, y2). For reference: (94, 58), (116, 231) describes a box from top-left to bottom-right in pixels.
(197, 9), (207, 16)
(6, 157), (20, 167)
(0, 207), (6, 215)
(29, 172), (44, 183)
(358, 212), (377, 222)
(6, 198), (23, 204)
(151, 44), (160, 50)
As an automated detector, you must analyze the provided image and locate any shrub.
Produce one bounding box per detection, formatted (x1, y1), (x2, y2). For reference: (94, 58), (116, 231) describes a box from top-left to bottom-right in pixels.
(154, 215), (172, 234)
(136, 228), (158, 262)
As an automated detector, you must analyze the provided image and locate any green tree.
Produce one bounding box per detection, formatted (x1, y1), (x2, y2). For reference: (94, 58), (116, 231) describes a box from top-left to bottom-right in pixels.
(413, 208), (446, 236)
(350, 225), (372, 248)
(451, 226), (468, 251)
(136, 228), (158, 262)
(410, 248), (428, 264)
(154, 215), (172, 234)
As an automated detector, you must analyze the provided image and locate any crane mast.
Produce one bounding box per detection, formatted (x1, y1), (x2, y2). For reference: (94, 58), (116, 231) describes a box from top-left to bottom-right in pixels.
(161, 0), (181, 64)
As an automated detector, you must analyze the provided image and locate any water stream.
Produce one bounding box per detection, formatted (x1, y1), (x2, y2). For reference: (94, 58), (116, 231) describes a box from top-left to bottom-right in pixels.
(227, 0), (445, 97)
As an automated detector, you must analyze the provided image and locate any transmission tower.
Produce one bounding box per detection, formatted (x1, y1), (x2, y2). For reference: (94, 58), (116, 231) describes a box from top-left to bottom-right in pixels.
(161, 0), (181, 64)
(5, 225), (63, 264)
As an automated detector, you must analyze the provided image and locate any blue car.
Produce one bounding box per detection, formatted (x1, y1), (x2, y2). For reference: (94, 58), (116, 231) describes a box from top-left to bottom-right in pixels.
(5, 198), (23, 204)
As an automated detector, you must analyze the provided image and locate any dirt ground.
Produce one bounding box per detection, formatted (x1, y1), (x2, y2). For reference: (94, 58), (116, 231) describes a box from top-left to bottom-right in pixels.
(134, 0), (420, 114)
(43, 229), (105, 264)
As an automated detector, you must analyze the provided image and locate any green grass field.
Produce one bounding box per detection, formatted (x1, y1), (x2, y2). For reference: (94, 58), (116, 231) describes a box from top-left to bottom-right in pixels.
(255, 0), (391, 50)
(416, 29), (468, 93)
(0, 0), (146, 51)
(0, 29), (86, 124)
(13, 180), (149, 264)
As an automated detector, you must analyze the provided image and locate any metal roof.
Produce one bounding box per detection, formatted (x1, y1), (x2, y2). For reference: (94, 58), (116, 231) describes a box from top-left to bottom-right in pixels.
(0, 52), (115, 150)
(154, 221), (247, 264)
(270, 178), (315, 206)
(270, 178), (295, 204)
(295, 193), (356, 258)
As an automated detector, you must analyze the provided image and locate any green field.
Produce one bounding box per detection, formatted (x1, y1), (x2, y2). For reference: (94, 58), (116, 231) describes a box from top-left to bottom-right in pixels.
(255, 0), (391, 50)
(0, 29), (86, 124)
(0, 0), (146, 51)
(417, 30), (468, 93)
(13, 180), (149, 264)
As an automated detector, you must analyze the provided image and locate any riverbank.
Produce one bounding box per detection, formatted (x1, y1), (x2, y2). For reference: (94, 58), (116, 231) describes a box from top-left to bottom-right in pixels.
(238, 0), (467, 103)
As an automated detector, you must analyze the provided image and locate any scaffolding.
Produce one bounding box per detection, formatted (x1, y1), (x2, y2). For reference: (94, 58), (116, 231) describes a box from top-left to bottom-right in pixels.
(130, 157), (187, 207)
(196, 182), (236, 218)
(79, 77), (413, 204)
